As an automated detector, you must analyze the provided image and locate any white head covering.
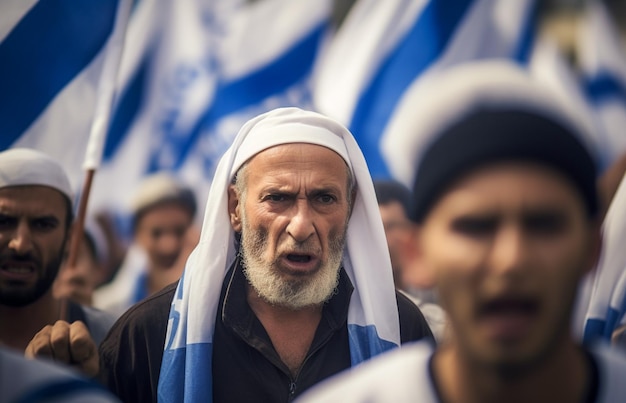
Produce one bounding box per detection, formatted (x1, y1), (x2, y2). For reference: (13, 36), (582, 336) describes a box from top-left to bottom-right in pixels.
(0, 148), (73, 203)
(130, 172), (196, 217)
(158, 107), (401, 402)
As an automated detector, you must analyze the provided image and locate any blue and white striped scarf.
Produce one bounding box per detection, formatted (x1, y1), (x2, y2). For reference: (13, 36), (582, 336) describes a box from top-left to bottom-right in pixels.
(157, 107), (401, 402)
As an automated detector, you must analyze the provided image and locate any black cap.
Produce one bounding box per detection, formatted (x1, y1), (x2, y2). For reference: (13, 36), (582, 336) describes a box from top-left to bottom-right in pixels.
(410, 108), (599, 223)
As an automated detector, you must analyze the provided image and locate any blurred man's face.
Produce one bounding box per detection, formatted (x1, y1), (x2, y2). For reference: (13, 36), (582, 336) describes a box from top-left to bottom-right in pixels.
(229, 143), (351, 310)
(379, 200), (412, 289)
(135, 202), (193, 272)
(0, 186), (69, 307)
(416, 162), (597, 375)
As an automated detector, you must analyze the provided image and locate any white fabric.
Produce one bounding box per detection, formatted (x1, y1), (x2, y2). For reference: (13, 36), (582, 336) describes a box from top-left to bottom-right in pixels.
(380, 60), (595, 188)
(0, 148), (73, 202)
(159, 107), (401, 401)
(297, 341), (626, 403)
(579, 172), (626, 342)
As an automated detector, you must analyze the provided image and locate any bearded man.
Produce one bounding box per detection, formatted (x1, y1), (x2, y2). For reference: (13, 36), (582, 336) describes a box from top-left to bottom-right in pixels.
(0, 148), (114, 377)
(99, 107), (434, 403)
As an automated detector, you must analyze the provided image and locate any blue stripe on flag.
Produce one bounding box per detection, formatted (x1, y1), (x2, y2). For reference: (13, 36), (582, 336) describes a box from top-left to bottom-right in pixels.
(347, 324), (397, 366)
(585, 71), (626, 105)
(348, 0), (474, 179)
(104, 50), (153, 160)
(148, 22), (327, 172)
(513, 1), (539, 64)
(582, 318), (606, 344)
(0, 0), (119, 149)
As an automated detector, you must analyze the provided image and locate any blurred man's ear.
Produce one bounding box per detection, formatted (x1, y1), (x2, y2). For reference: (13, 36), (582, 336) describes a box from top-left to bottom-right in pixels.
(398, 224), (435, 289)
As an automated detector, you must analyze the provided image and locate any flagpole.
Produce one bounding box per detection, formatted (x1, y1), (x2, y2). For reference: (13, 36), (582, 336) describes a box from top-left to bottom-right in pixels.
(59, 0), (132, 321)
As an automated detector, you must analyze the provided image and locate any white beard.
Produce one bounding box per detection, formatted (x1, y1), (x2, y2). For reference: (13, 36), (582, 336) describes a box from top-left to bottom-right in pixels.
(240, 212), (345, 310)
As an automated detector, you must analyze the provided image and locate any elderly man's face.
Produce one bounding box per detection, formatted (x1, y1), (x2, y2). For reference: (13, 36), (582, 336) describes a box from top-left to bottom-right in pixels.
(0, 186), (69, 307)
(229, 143), (352, 309)
(416, 162), (598, 375)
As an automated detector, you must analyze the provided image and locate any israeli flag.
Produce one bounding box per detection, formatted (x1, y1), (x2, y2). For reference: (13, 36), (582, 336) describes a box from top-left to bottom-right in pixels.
(92, 0), (332, 220)
(528, 37), (606, 171)
(314, 0), (538, 180)
(572, 1), (626, 345)
(0, 0), (129, 193)
(581, 172), (626, 344)
(577, 0), (626, 168)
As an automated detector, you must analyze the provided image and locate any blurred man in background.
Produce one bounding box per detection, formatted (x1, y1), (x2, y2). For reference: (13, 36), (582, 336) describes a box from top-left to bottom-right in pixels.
(373, 179), (446, 341)
(93, 173), (198, 318)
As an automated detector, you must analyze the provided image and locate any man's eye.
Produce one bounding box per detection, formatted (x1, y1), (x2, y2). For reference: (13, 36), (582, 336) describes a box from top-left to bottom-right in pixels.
(33, 218), (58, 231)
(0, 215), (13, 228)
(524, 214), (566, 235)
(317, 194), (336, 204)
(451, 217), (496, 237)
(265, 194), (287, 202)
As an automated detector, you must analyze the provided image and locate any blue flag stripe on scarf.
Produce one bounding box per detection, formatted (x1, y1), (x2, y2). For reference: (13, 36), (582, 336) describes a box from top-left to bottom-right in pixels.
(348, 0), (475, 179)
(0, 0), (119, 149)
(585, 71), (626, 105)
(347, 324), (397, 365)
(159, 343), (213, 403)
(147, 22), (327, 172)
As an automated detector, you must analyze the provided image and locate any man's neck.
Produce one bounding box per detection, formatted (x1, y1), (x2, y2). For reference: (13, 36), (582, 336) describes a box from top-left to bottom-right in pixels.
(0, 291), (62, 352)
(433, 338), (591, 403)
(246, 284), (323, 377)
(147, 264), (183, 296)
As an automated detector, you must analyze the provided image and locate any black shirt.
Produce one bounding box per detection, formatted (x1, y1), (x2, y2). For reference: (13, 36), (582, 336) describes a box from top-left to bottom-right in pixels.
(99, 261), (434, 403)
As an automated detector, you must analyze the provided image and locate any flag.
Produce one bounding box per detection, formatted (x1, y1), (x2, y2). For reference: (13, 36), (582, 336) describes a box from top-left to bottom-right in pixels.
(313, 0), (538, 181)
(577, 0), (626, 168)
(0, 0), (129, 194)
(581, 171), (626, 343)
(91, 0), (333, 229)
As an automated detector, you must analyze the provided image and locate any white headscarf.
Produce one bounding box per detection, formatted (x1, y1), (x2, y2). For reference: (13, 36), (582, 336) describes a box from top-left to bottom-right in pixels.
(158, 107), (401, 402)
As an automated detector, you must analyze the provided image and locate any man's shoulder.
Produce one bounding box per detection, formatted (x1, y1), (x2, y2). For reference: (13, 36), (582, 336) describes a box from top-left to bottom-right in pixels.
(78, 305), (117, 346)
(114, 281), (176, 327)
(395, 290), (436, 344)
(590, 343), (626, 402)
(99, 281), (177, 355)
(297, 341), (437, 402)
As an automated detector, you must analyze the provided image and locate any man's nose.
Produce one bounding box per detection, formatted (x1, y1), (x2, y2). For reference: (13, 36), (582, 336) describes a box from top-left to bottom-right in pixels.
(9, 222), (33, 255)
(286, 200), (315, 243)
(488, 225), (527, 275)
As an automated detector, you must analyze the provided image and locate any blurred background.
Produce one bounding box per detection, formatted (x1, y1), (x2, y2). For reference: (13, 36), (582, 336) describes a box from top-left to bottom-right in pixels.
(1, 0), (625, 242)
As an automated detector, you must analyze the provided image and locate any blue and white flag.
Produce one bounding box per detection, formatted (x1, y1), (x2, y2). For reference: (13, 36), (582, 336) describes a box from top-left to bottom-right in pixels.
(577, 0), (626, 168)
(0, 0), (130, 194)
(528, 37), (606, 172)
(581, 171), (626, 344)
(92, 0), (332, 223)
(314, 0), (538, 180)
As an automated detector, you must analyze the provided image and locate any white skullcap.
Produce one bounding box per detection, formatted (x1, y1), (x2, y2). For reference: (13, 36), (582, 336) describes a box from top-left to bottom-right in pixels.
(130, 172), (196, 217)
(0, 148), (73, 203)
(381, 59), (598, 187)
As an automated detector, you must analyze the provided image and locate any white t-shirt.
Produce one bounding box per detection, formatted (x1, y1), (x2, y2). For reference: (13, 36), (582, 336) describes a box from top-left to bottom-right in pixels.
(297, 340), (626, 403)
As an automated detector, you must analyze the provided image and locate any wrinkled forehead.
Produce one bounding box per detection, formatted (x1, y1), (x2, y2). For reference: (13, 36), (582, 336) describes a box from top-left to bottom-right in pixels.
(231, 121), (353, 179)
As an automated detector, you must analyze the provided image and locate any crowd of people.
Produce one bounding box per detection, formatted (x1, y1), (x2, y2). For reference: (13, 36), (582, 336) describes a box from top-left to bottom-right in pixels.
(2, 59), (626, 403)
